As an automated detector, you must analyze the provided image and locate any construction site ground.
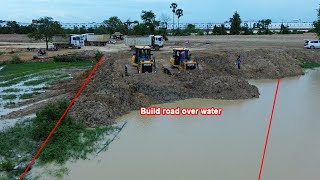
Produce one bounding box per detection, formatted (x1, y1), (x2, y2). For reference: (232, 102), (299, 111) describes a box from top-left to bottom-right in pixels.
(1, 33), (320, 127)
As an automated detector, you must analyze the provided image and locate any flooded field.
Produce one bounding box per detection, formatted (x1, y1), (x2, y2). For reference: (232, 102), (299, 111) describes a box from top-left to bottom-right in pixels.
(61, 69), (320, 180)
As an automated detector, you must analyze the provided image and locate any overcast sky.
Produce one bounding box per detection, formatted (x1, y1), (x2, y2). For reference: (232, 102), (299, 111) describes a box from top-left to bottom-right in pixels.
(0, 0), (318, 23)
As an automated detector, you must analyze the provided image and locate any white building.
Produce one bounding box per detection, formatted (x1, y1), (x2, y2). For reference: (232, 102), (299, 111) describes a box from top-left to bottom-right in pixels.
(60, 22), (103, 29)
(166, 20), (314, 31)
(0, 19), (315, 31)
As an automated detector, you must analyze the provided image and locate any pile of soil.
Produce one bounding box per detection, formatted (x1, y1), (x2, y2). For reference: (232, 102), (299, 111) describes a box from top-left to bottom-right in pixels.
(192, 49), (304, 79)
(66, 48), (319, 127)
(3, 48), (320, 127)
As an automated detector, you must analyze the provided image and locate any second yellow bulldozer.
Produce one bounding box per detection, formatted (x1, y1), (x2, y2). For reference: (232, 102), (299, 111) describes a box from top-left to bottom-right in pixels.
(125, 46), (156, 76)
(164, 48), (198, 75)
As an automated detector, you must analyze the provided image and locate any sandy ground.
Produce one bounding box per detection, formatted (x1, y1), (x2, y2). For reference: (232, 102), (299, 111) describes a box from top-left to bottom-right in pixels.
(167, 34), (317, 49)
(1, 33), (317, 62)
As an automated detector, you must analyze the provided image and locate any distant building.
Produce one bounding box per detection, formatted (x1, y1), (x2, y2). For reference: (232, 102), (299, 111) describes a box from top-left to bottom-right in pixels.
(60, 22), (104, 29)
(0, 19), (315, 32)
(166, 20), (314, 31)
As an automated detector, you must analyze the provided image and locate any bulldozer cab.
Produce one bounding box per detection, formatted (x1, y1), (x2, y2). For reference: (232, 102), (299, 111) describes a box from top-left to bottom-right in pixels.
(134, 47), (151, 64)
(132, 46), (155, 73)
(173, 48), (191, 66)
(170, 48), (196, 71)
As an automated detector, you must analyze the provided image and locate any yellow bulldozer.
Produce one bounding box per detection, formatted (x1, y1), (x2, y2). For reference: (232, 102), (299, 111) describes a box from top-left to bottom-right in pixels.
(164, 48), (198, 75)
(125, 46), (156, 76)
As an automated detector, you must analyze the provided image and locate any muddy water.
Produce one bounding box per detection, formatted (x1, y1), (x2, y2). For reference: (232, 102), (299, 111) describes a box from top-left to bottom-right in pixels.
(64, 70), (320, 180)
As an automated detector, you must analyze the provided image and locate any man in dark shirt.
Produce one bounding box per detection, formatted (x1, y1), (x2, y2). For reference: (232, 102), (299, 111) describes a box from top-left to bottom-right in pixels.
(237, 56), (241, 70)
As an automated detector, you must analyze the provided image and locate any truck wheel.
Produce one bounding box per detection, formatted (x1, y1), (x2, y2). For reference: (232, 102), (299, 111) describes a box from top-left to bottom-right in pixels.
(78, 47), (81, 49)
(311, 46), (315, 49)
(155, 46), (160, 51)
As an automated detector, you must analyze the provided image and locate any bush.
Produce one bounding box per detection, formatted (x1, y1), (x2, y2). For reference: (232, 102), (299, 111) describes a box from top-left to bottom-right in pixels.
(197, 30), (205, 36)
(291, 30), (304, 34)
(300, 61), (320, 69)
(0, 160), (15, 172)
(95, 51), (104, 61)
(53, 54), (87, 62)
(32, 101), (112, 164)
(32, 101), (84, 163)
(10, 55), (23, 64)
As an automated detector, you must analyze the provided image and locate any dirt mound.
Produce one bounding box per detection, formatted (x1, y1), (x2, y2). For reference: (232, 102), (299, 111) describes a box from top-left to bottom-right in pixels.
(67, 52), (259, 127)
(66, 48), (320, 127)
(4, 47), (316, 127)
(193, 48), (304, 79)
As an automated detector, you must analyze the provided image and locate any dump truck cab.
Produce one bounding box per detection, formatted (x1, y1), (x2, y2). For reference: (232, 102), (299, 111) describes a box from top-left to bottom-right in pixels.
(131, 46), (155, 73)
(170, 48), (197, 71)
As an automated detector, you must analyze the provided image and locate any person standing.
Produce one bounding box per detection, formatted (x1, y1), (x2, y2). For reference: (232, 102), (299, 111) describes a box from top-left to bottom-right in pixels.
(237, 55), (241, 70)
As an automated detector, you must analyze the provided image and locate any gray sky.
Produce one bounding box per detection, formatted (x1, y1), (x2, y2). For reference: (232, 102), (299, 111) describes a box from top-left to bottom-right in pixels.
(0, 0), (318, 23)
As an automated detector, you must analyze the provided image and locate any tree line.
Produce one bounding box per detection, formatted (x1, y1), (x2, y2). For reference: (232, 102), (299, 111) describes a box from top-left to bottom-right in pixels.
(0, 2), (316, 37)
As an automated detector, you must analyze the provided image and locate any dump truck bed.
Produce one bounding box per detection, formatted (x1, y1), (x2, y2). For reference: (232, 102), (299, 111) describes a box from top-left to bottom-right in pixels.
(125, 36), (152, 47)
(86, 34), (110, 42)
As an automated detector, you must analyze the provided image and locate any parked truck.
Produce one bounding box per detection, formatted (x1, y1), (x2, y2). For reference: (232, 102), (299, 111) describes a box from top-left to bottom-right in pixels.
(83, 34), (110, 46)
(124, 35), (164, 51)
(52, 34), (84, 50)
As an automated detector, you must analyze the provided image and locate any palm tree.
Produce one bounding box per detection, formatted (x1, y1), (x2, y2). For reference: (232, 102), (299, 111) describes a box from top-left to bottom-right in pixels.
(170, 3), (178, 31)
(175, 9), (183, 30)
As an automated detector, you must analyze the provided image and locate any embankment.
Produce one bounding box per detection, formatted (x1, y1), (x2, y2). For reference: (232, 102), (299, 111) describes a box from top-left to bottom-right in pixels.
(2, 48), (319, 127)
(65, 48), (318, 127)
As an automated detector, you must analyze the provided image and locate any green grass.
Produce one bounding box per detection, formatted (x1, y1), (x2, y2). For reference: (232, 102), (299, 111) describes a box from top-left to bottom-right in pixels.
(24, 77), (53, 86)
(0, 160), (15, 172)
(0, 51), (5, 56)
(2, 88), (21, 93)
(20, 93), (34, 99)
(4, 101), (16, 108)
(300, 61), (320, 69)
(32, 101), (115, 164)
(0, 61), (93, 87)
(0, 75), (30, 87)
(33, 87), (48, 91)
(2, 94), (17, 100)
(0, 61), (94, 77)
(0, 121), (38, 178)
(20, 92), (41, 100)
(0, 101), (115, 179)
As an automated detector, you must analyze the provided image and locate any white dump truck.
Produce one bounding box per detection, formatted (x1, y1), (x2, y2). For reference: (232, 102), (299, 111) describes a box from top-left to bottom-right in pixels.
(82, 34), (110, 46)
(52, 34), (84, 50)
(124, 35), (164, 51)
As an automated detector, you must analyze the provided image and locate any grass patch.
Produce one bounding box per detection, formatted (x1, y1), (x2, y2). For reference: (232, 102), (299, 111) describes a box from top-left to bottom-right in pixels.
(2, 88), (21, 93)
(33, 87), (48, 91)
(53, 54), (88, 62)
(0, 61), (94, 77)
(0, 160), (15, 172)
(0, 122), (37, 158)
(95, 51), (104, 61)
(10, 55), (24, 64)
(0, 75), (30, 87)
(20, 93), (34, 99)
(20, 92), (41, 100)
(2, 94), (17, 100)
(0, 51), (5, 56)
(0, 101), (115, 179)
(24, 77), (53, 86)
(0, 121), (38, 178)
(300, 61), (320, 69)
(4, 101), (16, 108)
(34, 101), (114, 164)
